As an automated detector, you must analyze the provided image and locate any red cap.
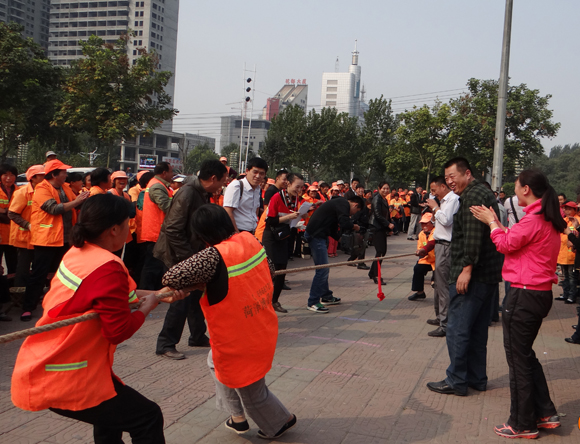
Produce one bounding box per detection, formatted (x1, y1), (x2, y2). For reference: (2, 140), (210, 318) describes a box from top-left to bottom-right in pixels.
(44, 159), (72, 175)
(564, 201), (578, 210)
(26, 165), (45, 181)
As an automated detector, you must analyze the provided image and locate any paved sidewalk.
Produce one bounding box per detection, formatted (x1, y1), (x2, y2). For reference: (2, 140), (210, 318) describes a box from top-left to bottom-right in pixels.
(2, 235), (580, 443)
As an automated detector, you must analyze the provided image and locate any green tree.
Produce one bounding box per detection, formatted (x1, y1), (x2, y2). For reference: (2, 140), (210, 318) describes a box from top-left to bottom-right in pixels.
(387, 102), (452, 188)
(0, 22), (63, 161)
(529, 143), (580, 200)
(449, 78), (560, 178)
(184, 142), (219, 175)
(52, 34), (177, 167)
(358, 96), (398, 187)
(261, 105), (358, 181)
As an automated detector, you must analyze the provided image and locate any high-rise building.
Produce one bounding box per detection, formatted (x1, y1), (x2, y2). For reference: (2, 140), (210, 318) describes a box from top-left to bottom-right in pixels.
(320, 42), (362, 119)
(0, 0), (51, 50)
(262, 81), (308, 120)
(48, 0), (179, 129)
(220, 115), (270, 154)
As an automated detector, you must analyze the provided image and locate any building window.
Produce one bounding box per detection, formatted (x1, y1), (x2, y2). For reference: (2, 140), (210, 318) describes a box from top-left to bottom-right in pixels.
(326, 87), (337, 92)
(326, 94), (337, 99)
(326, 101), (336, 106)
(327, 80), (338, 85)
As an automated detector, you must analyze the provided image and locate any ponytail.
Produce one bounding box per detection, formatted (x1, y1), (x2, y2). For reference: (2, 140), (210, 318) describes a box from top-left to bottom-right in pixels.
(517, 169), (566, 232)
(69, 194), (132, 247)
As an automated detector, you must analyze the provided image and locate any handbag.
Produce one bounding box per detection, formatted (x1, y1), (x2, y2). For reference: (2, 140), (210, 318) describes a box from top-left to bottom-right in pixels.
(271, 223), (291, 240)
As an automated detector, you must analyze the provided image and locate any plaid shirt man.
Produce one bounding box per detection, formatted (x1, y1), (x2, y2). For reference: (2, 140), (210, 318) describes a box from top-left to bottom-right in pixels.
(449, 180), (503, 284)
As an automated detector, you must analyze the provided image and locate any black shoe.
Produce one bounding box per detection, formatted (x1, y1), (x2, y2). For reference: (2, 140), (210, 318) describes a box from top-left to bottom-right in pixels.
(408, 292), (426, 301)
(372, 277), (386, 285)
(357, 264), (370, 270)
(225, 417), (250, 434)
(565, 337), (580, 345)
(428, 327), (446, 337)
(555, 296), (566, 301)
(189, 336), (211, 347)
(257, 414), (297, 439)
(426, 380), (466, 396)
(426, 318), (439, 326)
(347, 262), (357, 267)
(468, 384), (487, 391)
(565, 298), (577, 304)
(282, 283), (291, 291)
(320, 296), (341, 305)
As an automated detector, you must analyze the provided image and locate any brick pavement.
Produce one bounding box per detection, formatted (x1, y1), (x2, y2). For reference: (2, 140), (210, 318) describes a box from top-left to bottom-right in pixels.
(1, 235), (580, 443)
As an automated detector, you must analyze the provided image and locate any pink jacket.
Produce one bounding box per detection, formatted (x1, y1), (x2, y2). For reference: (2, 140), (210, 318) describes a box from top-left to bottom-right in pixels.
(490, 199), (560, 291)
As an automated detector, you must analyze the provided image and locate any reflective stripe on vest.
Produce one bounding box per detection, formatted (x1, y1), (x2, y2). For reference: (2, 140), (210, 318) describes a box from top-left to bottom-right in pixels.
(45, 361), (88, 372)
(0, 199), (8, 204)
(27, 200), (33, 206)
(227, 249), (267, 278)
(57, 260), (138, 302)
(40, 224), (53, 228)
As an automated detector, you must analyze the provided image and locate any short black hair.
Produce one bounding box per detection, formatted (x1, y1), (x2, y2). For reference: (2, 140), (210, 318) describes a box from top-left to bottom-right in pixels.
(154, 162), (171, 175)
(246, 157), (268, 173)
(351, 177), (360, 183)
(430, 176), (447, 187)
(192, 204), (235, 246)
(558, 193), (567, 199)
(347, 195), (365, 210)
(198, 159), (227, 182)
(378, 181), (390, 189)
(356, 185), (365, 190)
(275, 169), (288, 179)
(0, 163), (18, 177)
(319, 182), (330, 189)
(139, 171), (155, 188)
(45, 169), (64, 180)
(66, 172), (83, 184)
(82, 172), (91, 186)
(287, 172), (304, 184)
(444, 157), (472, 174)
(90, 167), (111, 187)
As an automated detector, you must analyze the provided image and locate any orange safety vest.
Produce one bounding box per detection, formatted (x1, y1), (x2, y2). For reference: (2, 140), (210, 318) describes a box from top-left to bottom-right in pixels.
(11, 243), (138, 412)
(89, 185), (108, 197)
(254, 206), (268, 242)
(558, 216), (580, 264)
(109, 188), (136, 241)
(201, 232), (277, 388)
(417, 230), (436, 269)
(9, 183), (34, 249)
(128, 184), (141, 202)
(30, 181), (78, 247)
(140, 177), (173, 243)
(0, 184), (19, 245)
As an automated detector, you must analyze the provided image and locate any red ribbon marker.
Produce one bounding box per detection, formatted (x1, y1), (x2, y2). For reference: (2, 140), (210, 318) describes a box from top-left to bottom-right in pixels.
(377, 261), (385, 301)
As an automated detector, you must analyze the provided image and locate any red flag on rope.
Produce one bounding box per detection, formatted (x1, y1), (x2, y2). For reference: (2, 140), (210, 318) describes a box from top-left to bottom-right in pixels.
(377, 261), (385, 301)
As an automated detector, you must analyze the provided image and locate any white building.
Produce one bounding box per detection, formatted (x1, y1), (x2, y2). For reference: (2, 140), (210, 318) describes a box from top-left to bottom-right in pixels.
(320, 42), (362, 119)
(220, 115), (270, 154)
(262, 81), (308, 120)
(0, 0), (51, 49)
(47, 0), (179, 130)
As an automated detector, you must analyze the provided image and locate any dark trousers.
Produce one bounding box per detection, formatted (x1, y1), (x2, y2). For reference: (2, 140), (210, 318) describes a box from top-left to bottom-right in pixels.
(156, 290), (207, 353)
(140, 242), (166, 291)
(0, 244), (18, 274)
(50, 378), (165, 444)
(23, 245), (68, 312)
(411, 263), (432, 292)
(15, 247), (34, 287)
(272, 263), (287, 304)
(368, 229), (387, 279)
(445, 281), (496, 394)
(503, 287), (556, 430)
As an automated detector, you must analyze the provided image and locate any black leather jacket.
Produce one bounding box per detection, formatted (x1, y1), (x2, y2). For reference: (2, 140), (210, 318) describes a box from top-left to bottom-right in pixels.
(371, 193), (392, 231)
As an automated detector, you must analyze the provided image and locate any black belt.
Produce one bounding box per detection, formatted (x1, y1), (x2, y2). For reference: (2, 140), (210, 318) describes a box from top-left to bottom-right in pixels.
(435, 240), (451, 245)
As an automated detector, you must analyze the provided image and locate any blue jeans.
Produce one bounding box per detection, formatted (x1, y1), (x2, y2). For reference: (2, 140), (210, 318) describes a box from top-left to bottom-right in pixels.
(445, 281), (496, 394)
(560, 264), (578, 302)
(304, 232), (333, 307)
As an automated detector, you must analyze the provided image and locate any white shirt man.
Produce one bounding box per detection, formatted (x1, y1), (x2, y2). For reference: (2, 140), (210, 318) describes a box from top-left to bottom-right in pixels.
(223, 158), (268, 233)
(504, 195), (526, 228)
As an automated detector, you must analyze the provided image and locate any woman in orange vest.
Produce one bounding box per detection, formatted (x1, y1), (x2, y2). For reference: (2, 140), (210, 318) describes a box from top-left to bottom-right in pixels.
(162, 204), (297, 440)
(0, 163), (20, 274)
(8, 165), (45, 288)
(557, 201), (580, 303)
(89, 168), (112, 196)
(81, 172), (92, 193)
(11, 194), (188, 444)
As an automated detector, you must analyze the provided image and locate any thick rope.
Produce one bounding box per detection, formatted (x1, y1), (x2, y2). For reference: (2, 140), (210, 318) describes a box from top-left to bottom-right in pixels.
(0, 253), (416, 345)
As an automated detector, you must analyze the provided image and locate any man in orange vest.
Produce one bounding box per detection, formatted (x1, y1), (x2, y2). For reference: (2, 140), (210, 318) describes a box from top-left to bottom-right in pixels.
(21, 159), (89, 321)
(153, 160), (228, 359)
(139, 161), (173, 290)
(220, 156), (238, 184)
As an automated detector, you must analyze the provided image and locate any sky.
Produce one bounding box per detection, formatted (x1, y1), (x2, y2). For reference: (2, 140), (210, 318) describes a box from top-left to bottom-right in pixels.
(171, 0), (580, 155)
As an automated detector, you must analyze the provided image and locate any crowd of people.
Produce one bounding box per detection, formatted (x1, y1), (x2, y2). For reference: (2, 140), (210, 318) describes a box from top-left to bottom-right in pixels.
(2, 149), (577, 442)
